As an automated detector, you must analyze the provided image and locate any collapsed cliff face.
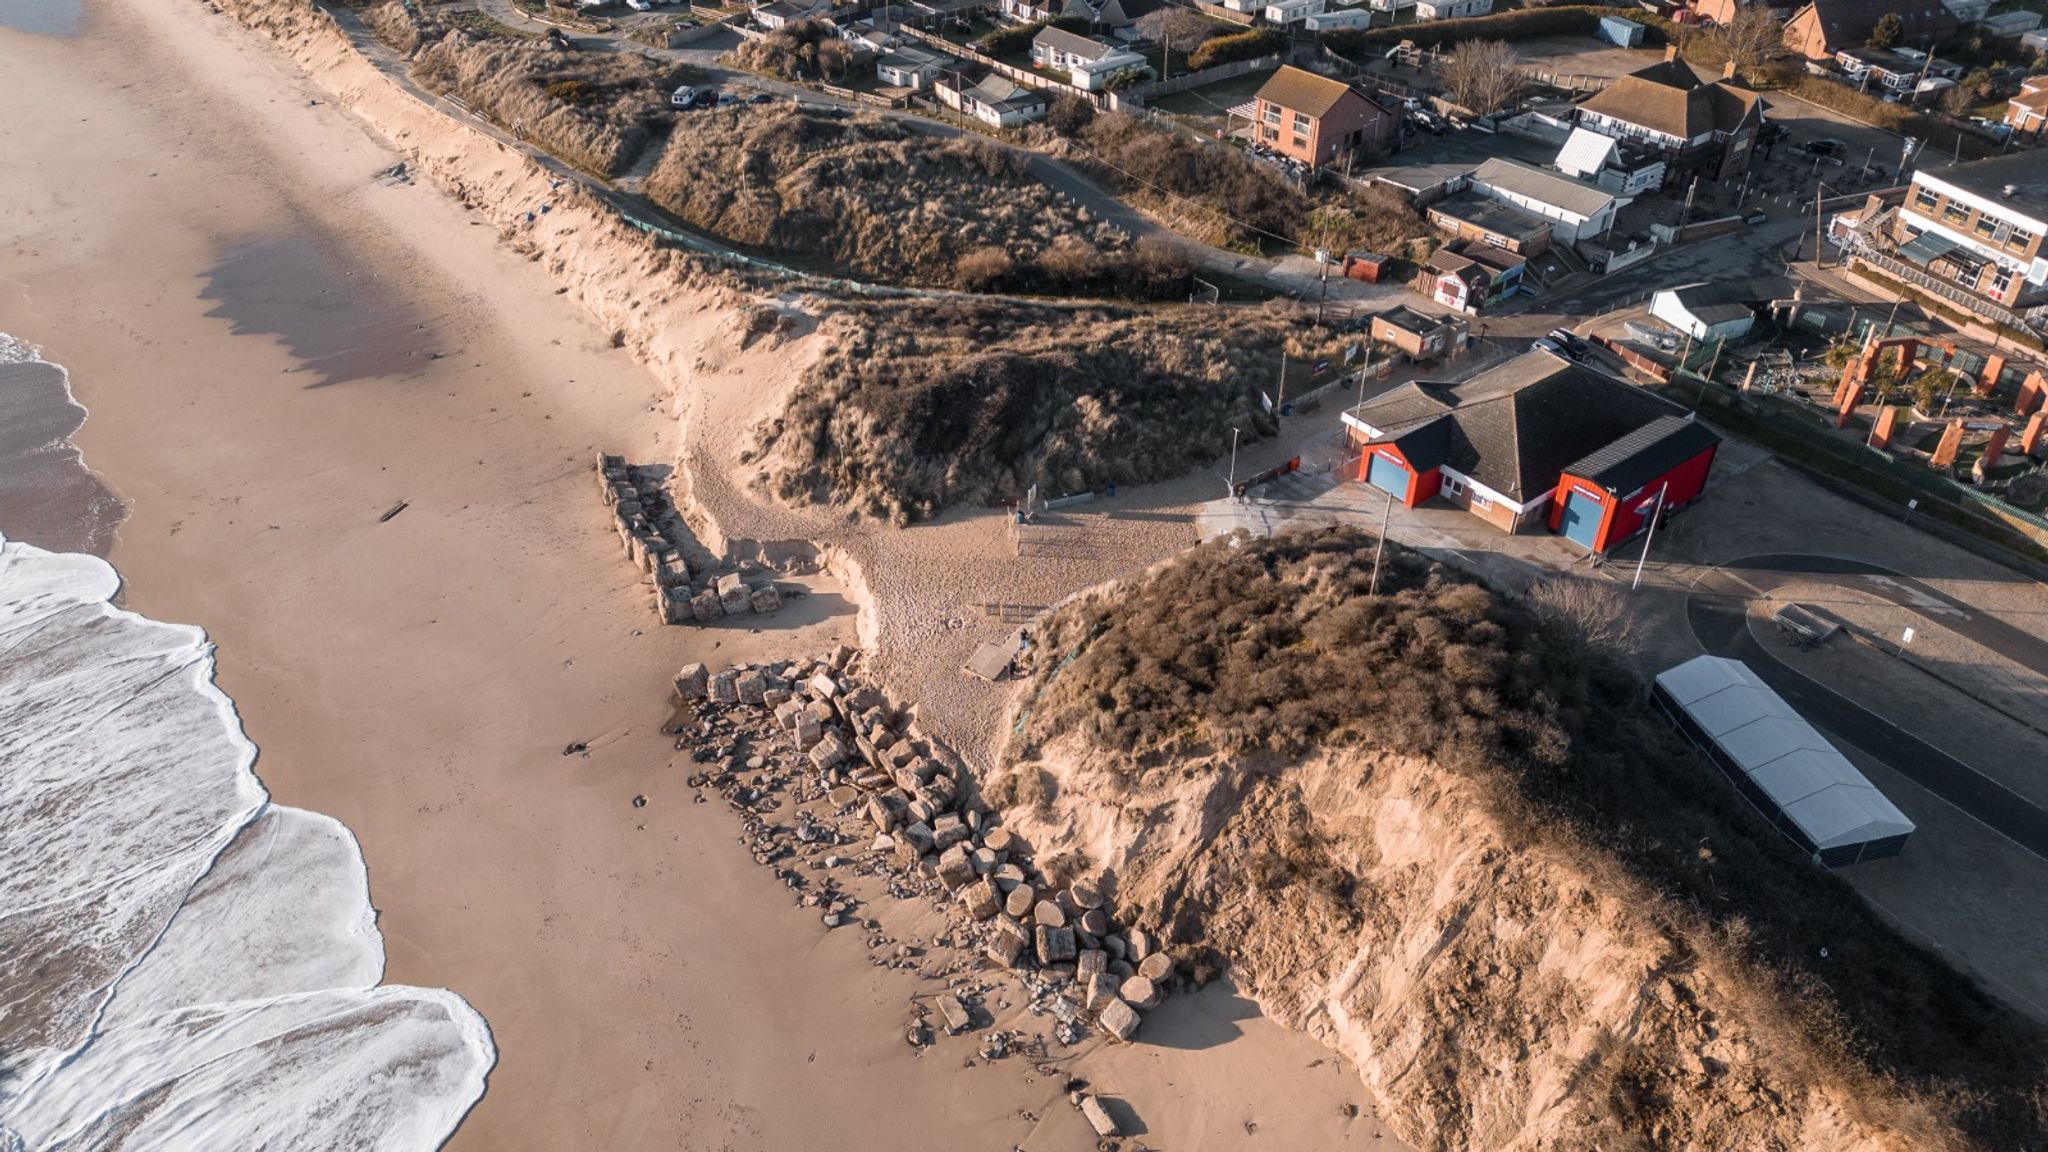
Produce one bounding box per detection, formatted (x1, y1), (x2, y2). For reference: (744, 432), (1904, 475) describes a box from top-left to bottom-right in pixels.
(992, 529), (2045, 1152)
(1008, 745), (1889, 1151)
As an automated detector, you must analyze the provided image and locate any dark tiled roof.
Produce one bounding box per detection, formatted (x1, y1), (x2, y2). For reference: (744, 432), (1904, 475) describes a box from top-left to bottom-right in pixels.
(1390, 418), (1453, 473)
(1429, 192), (1552, 244)
(1375, 305), (1460, 336)
(1795, 0), (1959, 49)
(1563, 415), (1721, 495)
(1349, 351), (1690, 500)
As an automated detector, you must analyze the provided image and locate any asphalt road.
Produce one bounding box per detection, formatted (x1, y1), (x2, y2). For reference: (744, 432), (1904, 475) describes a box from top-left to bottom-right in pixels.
(1686, 554), (2048, 862)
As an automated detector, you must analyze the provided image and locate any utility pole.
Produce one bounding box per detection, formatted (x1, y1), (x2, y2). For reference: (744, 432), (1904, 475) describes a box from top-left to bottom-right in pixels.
(1369, 493), (1391, 596)
(1631, 483), (1669, 591)
(1315, 249), (1332, 328)
(1227, 426), (1241, 498)
(1818, 178), (1835, 268)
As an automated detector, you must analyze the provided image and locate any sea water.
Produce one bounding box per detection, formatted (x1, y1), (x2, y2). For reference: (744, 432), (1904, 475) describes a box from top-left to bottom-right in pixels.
(0, 337), (495, 1150)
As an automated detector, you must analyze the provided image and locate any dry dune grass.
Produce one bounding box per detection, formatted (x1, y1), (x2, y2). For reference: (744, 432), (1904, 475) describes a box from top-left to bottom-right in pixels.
(370, 4), (678, 178)
(752, 300), (1351, 523)
(1015, 528), (2048, 1151)
(644, 106), (1137, 291)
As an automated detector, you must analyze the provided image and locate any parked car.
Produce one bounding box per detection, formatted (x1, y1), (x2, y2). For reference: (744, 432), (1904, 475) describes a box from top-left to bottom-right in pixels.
(1532, 336), (1569, 359)
(748, 91), (776, 104)
(626, 0), (652, 10)
(670, 85), (718, 109)
(1744, 210), (1768, 225)
(1545, 329), (1589, 360)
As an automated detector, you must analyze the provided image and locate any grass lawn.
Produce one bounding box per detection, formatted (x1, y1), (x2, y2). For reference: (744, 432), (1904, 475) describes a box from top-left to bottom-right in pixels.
(1147, 66), (1277, 118)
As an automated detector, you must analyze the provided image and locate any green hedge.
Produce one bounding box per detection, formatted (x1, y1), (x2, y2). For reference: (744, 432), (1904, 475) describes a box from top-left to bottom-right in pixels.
(977, 16), (1091, 56)
(1187, 26), (1285, 70)
(1325, 4), (1606, 50)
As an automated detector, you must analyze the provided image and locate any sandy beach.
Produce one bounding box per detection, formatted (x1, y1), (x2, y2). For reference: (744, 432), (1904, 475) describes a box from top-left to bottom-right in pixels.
(0, 1), (1400, 1147)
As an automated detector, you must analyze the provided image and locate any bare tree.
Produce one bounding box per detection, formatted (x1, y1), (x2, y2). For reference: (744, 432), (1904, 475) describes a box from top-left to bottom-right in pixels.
(1136, 6), (1220, 48)
(1524, 578), (1643, 660)
(1716, 5), (1785, 78)
(1439, 39), (1525, 116)
(1937, 83), (1972, 118)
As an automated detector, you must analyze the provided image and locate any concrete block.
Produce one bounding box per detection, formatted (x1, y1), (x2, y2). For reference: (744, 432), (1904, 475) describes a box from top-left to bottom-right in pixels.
(937, 844), (975, 890)
(1096, 997), (1139, 1042)
(1035, 924), (1076, 966)
(673, 663), (708, 700)
(1120, 975), (1161, 1010)
(708, 670), (740, 705)
(808, 734), (846, 770)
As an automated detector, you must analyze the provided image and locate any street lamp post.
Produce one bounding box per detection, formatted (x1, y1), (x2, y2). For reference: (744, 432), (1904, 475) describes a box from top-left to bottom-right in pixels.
(1631, 483), (1669, 591)
(1227, 426), (1241, 499)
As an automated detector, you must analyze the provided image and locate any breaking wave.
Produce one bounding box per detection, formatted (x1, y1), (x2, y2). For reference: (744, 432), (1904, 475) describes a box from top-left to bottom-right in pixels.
(0, 338), (493, 1151)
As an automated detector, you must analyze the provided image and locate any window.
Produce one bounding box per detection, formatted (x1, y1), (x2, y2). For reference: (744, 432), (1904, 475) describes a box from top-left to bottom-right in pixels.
(1912, 187), (1939, 213)
(1263, 105), (1280, 124)
(1991, 265), (2016, 296)
(1293, 112), (1311, 133)
(1975, 214), (2000, 239)
(1944, 201), (1972, 227)
(1443, 475), (1464, 496)
(1292, 135), (1309, 150)
(2005, 228), (2033, 254)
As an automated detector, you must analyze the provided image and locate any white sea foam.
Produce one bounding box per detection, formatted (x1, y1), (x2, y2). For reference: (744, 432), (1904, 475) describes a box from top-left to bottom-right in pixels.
(0, 530), (494, 1144)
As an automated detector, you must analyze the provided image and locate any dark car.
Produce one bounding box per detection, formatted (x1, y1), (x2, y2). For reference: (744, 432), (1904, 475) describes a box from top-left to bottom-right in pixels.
(1545, 329), (1589, 360)
(748, 91), (775, 104)
(1744, 210), (1769, 225)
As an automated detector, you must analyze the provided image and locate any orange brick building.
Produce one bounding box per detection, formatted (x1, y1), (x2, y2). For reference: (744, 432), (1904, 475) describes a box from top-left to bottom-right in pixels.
(1250, 65), (1393, 170)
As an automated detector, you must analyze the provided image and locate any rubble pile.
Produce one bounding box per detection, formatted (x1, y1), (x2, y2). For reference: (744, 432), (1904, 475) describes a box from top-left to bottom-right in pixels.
(597, 452), (782, 625)
(675, 645), (1181, 1050)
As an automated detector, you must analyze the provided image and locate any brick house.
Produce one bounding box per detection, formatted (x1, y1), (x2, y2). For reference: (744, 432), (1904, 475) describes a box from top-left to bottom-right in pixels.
(2009, 76), (2048, 137)
(1250, 65), (1395, 170)
(1782, 0), (1959, 60)
(1890, 152), (2048, 308)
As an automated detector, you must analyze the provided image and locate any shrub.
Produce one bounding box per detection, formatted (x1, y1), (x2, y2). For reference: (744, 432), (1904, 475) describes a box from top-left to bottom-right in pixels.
(543, 79), (600, 105)
(643, 107), (1130, 289)
(752, 299), (1315, 521)
(1076, 112), (1308, 250)
(978, 20), (1046, 56)
(410, 33), (677, 176)
(955, 245), (1018, 289)
(1045, 91), (1097, 135)
(1186, 27), (1284, 70)
(738, 19), (868, 81)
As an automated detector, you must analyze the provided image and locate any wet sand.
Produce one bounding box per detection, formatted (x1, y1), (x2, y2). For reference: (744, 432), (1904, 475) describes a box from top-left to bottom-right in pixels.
(0, 351), (123, 554)
(0, 1), (1404, 1148)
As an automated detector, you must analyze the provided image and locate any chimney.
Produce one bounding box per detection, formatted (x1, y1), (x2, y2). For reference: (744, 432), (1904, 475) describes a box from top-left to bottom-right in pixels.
(1723, 60), (1738, 80)
(1664, 43), (1679, 62)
